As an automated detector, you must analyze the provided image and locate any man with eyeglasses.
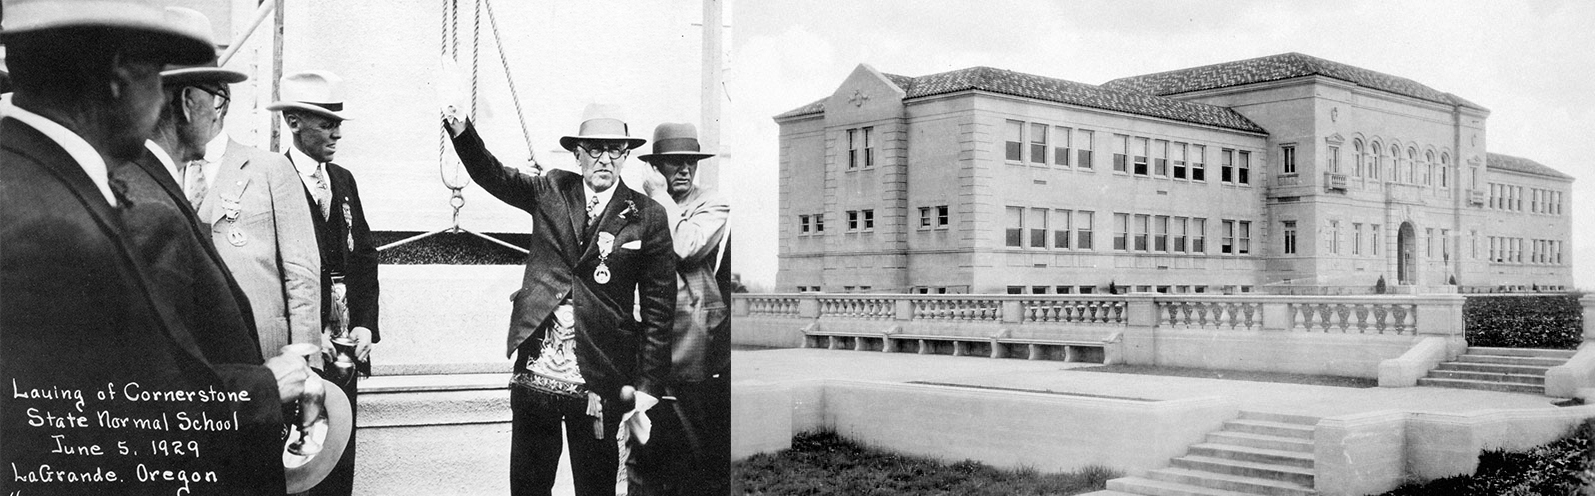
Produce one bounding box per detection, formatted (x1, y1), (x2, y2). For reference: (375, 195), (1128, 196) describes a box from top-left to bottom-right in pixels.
(270, 70), (378, 496)
(444, 104), (676, 496)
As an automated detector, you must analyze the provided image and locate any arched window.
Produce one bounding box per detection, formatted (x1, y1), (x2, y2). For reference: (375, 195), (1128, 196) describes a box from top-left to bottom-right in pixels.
(1425, 151), (1436, 187)
(1407, 147), (1419, 184)
(1351, 139), (1364, 176)
(1369, 141), (1382, 180)
(1389, 144), (1400, 182)
(1440, 153), (1451, 188)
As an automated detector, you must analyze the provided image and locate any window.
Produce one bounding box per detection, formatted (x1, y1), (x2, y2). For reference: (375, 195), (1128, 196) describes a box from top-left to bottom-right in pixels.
(1134, 214), (1150, 251)
(1173, 217), (1188, 252)
(1221, 149), (1234, 183)
(800, 215), (811, 234)
(936, 205), (949, 227)
(1113, 134), (1129, 172)
(1352, 223), (1362, 256)
(846, 129), (859, 169)
(1439, 153), (1449, 188)
(1076, 211), (1094, 250)
(1153, 140), (1169, 176)
(1327, 145), (1340, 173)
(1369, 141), (1381, 179)
(862, 210), (875, 231)
(1388, 144), (1399, 182)
(814, 213), (824, 232)
(1192, 218), (1206, 253)
(1238, 221), (1251, 254)
(1053, 126), (1072, 166)
(1005, 120), (1024, 162)
(1408, 148), (1419, 184)
(918, 207), (932, 229)
(1191, 145), (1206, 181)
(1154, 215), (1169, 251)
(1078, 286), (1096, 294)
(1370, 224), (1380, 255)
(1283, 221), (1297, 255)
(1352, 139), (1364, 176)
(1031, 286), (1049, 295)
(846, 211), (858, 231)
(1030, 123), (1048, 164)
(1006, 286), (1024, 295)
(1053, 209), (1072, 249)
(1489, 236), (1499, 262)
(1133, 137), (1150, 175)
(1005, 207), (1023, 247)
(1076, 129), (1094, 169)
(862, 127), (875, 167)
(1029, 208), (1048, 248)
(1055, 286), (1074, 294)
(1221, 220), (1235, 254)
(1282, 145), (1296, 174)
(1470, 230), (1479, 259)
(1328, 220), (1341, 255)
(1425, 228), (1434, 258)
(1173, 142), (1188, 179)
(1237, 151), (1251, 185)
(1425, 151), (1436, 186)
(1113, 213), (1129, 250)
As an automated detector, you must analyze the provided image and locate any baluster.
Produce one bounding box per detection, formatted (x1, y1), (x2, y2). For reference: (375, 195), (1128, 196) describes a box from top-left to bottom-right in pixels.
(1392, 304), (1411, 334)
(1372, 305), (1389, 334)
(1334, 304), (1352, 333)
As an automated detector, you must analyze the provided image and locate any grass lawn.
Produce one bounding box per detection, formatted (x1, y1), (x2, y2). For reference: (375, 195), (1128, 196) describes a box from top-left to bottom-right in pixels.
(732, 431), (1117, 495)
(1072, 364), (1378, 388)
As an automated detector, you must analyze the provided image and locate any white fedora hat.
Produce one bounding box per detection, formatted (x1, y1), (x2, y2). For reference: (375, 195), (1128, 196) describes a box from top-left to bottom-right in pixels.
(1, 1), (215, 65)
(267, 70), (352, 121)
(558, 103), (646, 152)
(159, 8), (245, 85)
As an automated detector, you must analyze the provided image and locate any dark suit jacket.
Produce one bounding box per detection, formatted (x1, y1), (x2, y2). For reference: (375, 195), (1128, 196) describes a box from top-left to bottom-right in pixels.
(451, 124), (676, 400)
(289, 156), (381, 344)
(1, 117), (285, 495)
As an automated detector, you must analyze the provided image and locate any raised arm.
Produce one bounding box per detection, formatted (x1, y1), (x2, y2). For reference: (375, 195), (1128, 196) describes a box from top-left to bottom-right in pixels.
(445, 118), (547, 213)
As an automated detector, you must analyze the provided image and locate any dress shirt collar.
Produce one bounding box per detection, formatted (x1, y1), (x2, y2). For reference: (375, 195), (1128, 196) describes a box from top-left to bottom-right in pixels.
(1, 101), (118, 206)
(203, 130), (230, 164)
(287, 144), (323, 181)
(583, 181), (619, 219)
(143, 140), (181, 184)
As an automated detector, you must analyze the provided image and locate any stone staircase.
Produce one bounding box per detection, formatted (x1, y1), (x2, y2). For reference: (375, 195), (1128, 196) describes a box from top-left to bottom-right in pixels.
(1417, 347), (1575, 395)
(1104, 411), (1318, 496)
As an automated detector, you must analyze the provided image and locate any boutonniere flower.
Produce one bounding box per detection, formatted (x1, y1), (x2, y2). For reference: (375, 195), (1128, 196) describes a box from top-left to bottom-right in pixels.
(616, 200), (639, 222)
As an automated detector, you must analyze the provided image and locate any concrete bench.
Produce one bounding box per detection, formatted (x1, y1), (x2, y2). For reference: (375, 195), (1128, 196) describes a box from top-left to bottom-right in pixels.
(992, 337), (1107, 362)
(802, 325), (891, 352)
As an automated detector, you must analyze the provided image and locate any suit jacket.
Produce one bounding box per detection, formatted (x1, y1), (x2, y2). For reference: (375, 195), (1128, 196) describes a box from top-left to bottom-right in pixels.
(1, 117), (285, 495)
(289, 156), (381, 343)
(651, 185), (730, 383)
(200, 140), (321, 357)
(451, 124), (676, 400)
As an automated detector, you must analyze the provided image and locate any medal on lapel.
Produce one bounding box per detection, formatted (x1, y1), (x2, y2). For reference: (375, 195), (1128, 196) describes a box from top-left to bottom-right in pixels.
(594, 232), (614, 284)
(342, 202), (355, 252)
(222, 198), (247, 246)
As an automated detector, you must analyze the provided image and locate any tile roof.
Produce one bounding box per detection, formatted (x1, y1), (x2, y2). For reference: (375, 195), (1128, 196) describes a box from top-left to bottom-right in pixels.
(1487, 152), (1572, 180)
(1102, 52), (1487, 111)
(776, 67), (1266, 133)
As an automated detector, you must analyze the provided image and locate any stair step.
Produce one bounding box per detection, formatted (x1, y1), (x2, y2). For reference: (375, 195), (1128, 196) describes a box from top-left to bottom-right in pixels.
(1237, 411), (1321, 426)
(1222, 419), (1316, 440)
(1455, 355), (1567, 367)
(1171, 455), (1315, 486)
(1107, 476), (1256, 496)
(1207, 432), (1314, 453)
(1426, 370), (1545, 385)
(1417, 377), (1544, 394)
(1147, 467), (1317, 496)
(1433, 362), (1550, 375)
(1466, 347), (1576, 359)
(1188, 443), (1315, 469)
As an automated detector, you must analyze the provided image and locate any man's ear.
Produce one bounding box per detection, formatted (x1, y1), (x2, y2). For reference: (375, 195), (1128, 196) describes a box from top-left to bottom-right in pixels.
(180, 88), (204, 124)
(283, 113), (300, 132)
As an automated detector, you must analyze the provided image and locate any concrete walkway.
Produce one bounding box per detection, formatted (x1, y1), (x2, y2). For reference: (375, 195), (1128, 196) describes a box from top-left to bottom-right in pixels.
(733, 348), (1565, 419)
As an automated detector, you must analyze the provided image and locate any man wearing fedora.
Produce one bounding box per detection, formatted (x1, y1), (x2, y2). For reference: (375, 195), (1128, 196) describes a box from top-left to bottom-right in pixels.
(444, 105), (675, 496)
(271, 70), (378, 496)
(629, 123), (732, 496)
(1, 2), (308, 495)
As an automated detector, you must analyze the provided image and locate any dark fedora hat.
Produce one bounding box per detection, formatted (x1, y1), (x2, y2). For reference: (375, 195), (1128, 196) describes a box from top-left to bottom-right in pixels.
(637, 122), (715, 164)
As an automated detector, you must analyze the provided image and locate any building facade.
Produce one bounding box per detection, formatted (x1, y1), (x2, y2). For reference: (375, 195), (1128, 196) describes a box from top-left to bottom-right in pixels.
(774, 53), (1573, 294)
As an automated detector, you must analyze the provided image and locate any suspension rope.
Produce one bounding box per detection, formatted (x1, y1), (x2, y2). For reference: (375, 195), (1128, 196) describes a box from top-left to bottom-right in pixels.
(483, 0), (539, 172)
(438, 0), (471, 229)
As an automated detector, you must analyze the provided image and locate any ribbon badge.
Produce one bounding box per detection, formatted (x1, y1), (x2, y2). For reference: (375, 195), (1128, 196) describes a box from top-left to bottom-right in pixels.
(222, 198), (246, 246)
(594, 232), (614, 284)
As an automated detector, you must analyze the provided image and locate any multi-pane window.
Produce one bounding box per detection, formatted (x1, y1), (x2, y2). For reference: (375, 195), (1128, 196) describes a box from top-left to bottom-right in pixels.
(1283, 221), (1297, 255)
(1172, 142), (1188, 179)
(1192, 218), (1206, 253)
(1053, 209), (1072, 249)
(1053, 126), (1072, 166)
(814, 214), (824, 232)
(1030, 123), (1048, 164)
(1113, 134), (1129, 172)
(1441, 229), (1450, 261)
(1005, 207), (1023, 247)
(799, 215), (811, 234)
(1327, 220), (1341, 255)
(1076, 211), (1094, 250)
(1154, 215), (1169, 251)
(862, 209), (875, 231)
(862, 127), (875, 167)
(1191, 145), (1206, 181)
(1352, 223), (1362, 255)
(1425, 228), (1434, 258)
(847, 129), (859, 169)
(919, 207), (933, 228)
(1076, 129), (1094, 169)
(1471, 230), (1479, 259)
(1368, 141), (1382, 180)
(1439, 153), (1449, 188)
(1153, 140), (1169, 176)
(1408, 148), (1419, 184)
(1424, 151), (1435, 186)
(1237, 151), (1251, 185)
(1221, 220), (1235, 254)
(1237, 221), (1251, 254)
(1133, 137), (1150, 176)
(1173, 217), (1188, 252)
(936, 206), (949, 227)
(1351, 139), (1364, 176)
(1005, 120), (1024, 162)
(1134, 214), (1150, 251)
(1327, 145), (1339, 173)
(1370, 224), (1381, 255)
(1221, 149), (1235, 183)
(1029, 208), (1048, 248)
(1113, 213), (1130, 250)
(846, 210), (859, 231)
(1282, 145), (1296, 174)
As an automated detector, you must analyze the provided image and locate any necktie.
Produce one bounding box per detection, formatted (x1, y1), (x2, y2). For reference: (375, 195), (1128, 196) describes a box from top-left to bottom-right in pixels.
(184, 160), (208, 210)
(311, 165), (332, 220)
(585, 195), (600, 226)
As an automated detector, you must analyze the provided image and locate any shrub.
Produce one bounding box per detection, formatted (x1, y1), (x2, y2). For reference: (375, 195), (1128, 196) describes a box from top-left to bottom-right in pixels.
(1465, 294), (1583, 349)
(1380, 420), (1594, 495)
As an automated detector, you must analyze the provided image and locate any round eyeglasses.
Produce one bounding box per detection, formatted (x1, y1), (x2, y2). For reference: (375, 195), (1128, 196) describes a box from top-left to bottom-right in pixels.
(578, 143), (629, 160)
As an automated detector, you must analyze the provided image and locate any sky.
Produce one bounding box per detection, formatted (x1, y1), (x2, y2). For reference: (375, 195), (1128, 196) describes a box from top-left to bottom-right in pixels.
(723, 0), (1595, 291)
